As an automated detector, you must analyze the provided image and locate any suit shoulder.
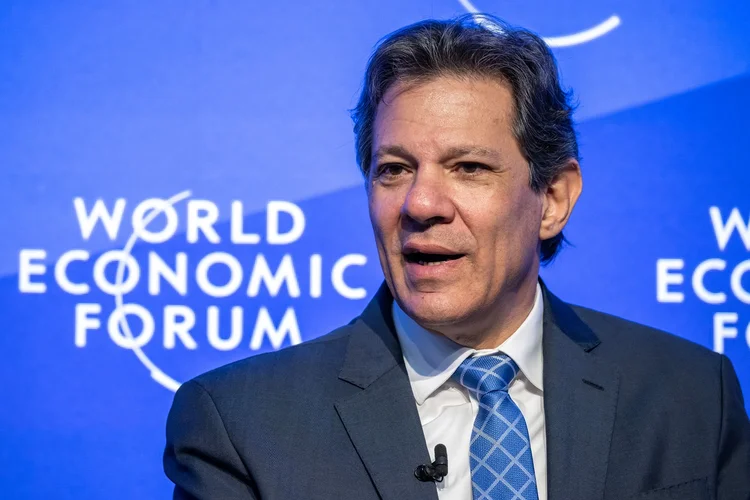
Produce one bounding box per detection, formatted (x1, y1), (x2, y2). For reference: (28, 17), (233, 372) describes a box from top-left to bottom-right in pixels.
(187, 323), (356, 395)
(566, 304), (732, 433)
(570, 304), (720, 367)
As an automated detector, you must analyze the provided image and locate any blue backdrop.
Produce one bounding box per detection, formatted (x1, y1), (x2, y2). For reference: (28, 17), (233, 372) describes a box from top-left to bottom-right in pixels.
(1, 1), (749, 498)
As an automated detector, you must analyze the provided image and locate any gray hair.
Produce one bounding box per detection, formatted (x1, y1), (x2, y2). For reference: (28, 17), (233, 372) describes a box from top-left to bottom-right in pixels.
(351, 15), (579, 263)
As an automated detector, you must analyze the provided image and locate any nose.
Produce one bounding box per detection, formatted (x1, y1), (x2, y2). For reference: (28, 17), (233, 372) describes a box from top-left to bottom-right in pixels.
(402, 165), (455, 228)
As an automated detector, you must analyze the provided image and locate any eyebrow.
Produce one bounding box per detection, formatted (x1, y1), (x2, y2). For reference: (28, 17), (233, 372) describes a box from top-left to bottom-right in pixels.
(439, 146), (502, 163)
(372, 145), (417, 164)
(372, 144), (502, 164)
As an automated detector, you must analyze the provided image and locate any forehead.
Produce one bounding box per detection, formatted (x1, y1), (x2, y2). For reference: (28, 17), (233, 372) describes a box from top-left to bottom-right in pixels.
(372, 76), (517, 155)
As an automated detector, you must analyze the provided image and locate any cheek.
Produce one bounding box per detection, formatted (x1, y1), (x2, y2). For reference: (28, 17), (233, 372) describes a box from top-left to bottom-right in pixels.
(471, 190), (542, 261)
(369, 190), (402, 245)
(501, 193), (545, 261)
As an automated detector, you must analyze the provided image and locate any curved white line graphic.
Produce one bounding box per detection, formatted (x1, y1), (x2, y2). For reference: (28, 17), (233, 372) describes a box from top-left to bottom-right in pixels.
(543, 15), (621, 47)
(114, 189), (193, 392)
(457, 0), (621, 48)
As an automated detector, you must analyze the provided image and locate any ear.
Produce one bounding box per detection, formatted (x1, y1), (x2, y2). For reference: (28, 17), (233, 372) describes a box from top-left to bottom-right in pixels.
(539, 159), (582, 241)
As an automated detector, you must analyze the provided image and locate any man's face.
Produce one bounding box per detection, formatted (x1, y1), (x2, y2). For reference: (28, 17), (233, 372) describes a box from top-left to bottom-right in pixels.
(368, 76), (545, 336)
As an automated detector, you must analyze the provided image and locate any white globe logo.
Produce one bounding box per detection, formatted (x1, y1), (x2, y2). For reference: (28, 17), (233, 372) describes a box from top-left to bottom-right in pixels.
(457, 0), (621, 47)
(114, 189), (192, 392)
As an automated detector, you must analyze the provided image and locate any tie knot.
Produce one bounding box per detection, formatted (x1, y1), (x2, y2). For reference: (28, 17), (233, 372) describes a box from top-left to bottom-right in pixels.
(453, 353), (519, 398)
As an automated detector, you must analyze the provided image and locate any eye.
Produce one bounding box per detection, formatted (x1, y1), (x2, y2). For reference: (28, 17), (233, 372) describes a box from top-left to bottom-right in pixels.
(377, 163), (407, 178)
(456, 162), (488, 175)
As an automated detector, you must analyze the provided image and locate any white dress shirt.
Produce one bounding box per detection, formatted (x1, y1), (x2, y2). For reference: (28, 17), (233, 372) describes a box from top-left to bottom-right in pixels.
(393, 284), (547, 500)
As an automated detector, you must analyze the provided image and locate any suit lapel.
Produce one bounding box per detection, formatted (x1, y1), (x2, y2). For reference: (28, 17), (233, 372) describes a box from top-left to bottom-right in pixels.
(334, 280), (620, 500)
(335, 283), (438, 500)
(542, 284), (620, 500)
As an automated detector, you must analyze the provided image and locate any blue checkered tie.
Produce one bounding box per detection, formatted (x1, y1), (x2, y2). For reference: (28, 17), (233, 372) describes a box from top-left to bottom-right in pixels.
(454, 354), (539, 500)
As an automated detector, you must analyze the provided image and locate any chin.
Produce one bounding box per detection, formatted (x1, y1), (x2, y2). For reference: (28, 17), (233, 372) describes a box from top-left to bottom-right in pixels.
(396, 287), (475, 328)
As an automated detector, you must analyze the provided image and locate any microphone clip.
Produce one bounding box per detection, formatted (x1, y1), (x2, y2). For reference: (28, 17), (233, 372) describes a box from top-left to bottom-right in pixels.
(414, 444), (448, 483)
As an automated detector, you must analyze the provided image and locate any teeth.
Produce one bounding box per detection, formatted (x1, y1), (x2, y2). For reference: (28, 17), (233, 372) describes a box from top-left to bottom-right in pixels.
(417, 260), (444, 266)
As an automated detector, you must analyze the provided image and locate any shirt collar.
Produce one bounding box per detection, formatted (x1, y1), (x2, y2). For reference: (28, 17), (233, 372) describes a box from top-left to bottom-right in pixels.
(393, 283), (544, 405)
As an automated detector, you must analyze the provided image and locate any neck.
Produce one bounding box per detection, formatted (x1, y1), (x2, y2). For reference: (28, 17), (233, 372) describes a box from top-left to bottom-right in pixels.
(434, 275), (539, 350)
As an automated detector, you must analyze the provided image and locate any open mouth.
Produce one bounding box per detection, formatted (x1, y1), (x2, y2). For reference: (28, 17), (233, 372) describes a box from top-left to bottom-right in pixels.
(404, 251), (465, 266)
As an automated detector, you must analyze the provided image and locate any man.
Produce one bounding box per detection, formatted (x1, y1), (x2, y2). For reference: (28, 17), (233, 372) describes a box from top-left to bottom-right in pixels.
(164, 15), (750, 499)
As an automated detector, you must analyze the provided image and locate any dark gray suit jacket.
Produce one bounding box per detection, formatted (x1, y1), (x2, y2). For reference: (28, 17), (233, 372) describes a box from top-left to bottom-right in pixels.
(164, 282), (750, 499)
